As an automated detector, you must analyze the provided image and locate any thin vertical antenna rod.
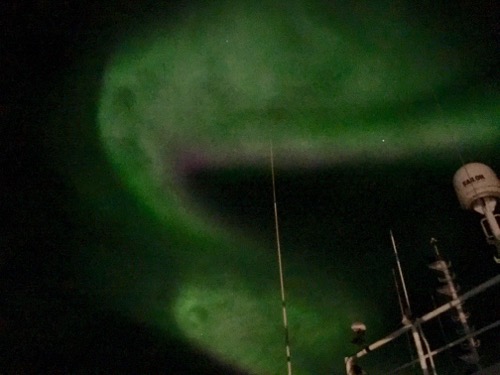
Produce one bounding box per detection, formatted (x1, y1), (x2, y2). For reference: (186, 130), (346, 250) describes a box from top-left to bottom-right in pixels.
(270, 142), (293, 375)
(390, 230), (412, 315)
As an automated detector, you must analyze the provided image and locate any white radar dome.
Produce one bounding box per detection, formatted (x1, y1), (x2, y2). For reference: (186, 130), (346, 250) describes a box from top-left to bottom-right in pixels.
(453, 163), (500, 212)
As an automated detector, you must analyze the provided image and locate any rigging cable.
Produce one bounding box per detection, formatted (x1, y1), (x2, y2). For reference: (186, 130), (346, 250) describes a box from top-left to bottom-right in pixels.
(270, 141), (293, 375)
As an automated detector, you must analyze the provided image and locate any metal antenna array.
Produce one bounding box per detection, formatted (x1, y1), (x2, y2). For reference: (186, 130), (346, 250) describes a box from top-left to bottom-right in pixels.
(345, 270), (500, 374)
(428, 238), (481, 373)
(344, 163), (500, 374)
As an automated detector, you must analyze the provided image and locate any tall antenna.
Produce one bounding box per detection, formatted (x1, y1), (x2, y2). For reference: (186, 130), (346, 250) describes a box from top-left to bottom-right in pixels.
(270, 142), (293, 375)
(390, 230), (412, 316)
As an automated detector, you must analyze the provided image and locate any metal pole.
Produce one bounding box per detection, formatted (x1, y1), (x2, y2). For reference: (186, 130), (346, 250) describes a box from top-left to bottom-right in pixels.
(270, 143), (293, 375)
(407, 319), (430, 375)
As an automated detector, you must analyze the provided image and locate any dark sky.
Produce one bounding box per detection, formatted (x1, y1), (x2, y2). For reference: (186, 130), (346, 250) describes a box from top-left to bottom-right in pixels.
(1, 1), (499, 374)
(2, 2), (252, 373)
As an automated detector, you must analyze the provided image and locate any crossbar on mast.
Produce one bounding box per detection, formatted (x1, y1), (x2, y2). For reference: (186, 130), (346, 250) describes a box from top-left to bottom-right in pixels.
(350, 274), (500, 360)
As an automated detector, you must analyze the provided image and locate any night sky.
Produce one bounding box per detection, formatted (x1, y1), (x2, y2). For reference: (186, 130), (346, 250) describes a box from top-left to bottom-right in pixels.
(2, 1), (499, 374)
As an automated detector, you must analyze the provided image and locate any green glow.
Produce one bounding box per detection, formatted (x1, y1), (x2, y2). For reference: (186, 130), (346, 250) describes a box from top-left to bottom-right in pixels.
(172, 268), (370, 374)
(173, 285), (284, 374)
(94, 0), (499, 373)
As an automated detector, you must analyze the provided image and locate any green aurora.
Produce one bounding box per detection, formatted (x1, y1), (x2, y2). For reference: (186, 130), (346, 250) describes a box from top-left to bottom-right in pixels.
(41, 0), (499, 374)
